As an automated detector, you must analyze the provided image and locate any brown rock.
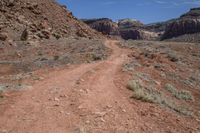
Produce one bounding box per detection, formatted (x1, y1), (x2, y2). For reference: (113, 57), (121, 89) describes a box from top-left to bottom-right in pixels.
(21, 29), (28, 41)
(41, 30), (51, 39)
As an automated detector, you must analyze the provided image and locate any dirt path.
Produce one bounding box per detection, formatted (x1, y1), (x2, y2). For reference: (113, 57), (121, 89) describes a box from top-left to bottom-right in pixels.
(1, 40), (199, 133)
(0, 40), (141, 133)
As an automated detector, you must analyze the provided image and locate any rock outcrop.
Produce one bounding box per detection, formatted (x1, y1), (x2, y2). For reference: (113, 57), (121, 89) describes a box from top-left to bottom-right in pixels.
(83, 18), (158, 40)
(118, 19), (143, 29)
(180, 7), (200, 19)
(120, 29), (158, 40)
(162, 8), (200, 40)
(82, 18), (119, 35)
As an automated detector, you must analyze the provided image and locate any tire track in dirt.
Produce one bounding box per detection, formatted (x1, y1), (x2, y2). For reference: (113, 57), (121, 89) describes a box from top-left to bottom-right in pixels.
(0, 40), (138, 133)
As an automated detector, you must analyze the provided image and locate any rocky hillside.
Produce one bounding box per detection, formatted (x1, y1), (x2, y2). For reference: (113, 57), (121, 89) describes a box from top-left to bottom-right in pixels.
(0, 0), (109, 75)
(162, 8), (200, 40)
(0, 0), (101, 43)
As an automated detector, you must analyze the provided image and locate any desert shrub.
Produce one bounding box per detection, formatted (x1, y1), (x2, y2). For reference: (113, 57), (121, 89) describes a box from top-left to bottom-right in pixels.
(127, 80), (192, 115)
(53, 55), (59, 61)
(0, 85), (6, 92)
(176, 91), (193, 100)
(165, 83), (193, 100)
(92, 53), (103, 61)
(127, 80), (160, 103)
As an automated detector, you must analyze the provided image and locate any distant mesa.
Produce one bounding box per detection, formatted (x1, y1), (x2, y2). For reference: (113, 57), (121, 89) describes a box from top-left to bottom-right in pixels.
(82, 18), (159, 40)
(82, 18), (119, 35)
(82, 7), (200, 43)
(162, 7), (200, 41)
(118, 19), (144, 29)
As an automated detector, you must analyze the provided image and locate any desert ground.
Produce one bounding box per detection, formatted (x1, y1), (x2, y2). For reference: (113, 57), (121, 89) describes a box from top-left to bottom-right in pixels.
(0, 40), (200, 133)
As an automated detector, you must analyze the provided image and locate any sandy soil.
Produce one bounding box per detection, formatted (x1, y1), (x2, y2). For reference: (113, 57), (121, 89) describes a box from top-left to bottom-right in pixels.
(0, 40), (199, 133)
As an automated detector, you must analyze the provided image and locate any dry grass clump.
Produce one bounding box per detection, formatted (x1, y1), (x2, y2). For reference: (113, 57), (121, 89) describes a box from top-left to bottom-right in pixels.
(165, 83), (193, 101)
(127, 80), (192, 115)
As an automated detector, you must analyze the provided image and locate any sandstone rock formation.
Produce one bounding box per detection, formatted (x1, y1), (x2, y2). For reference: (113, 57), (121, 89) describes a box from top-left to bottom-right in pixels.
(83, 18), (158, 40)
(118, 19), (143, 29)
(120, 28), (158, 40)
(162, 8), (200, 40)
(82, 18), (119, 35)
(181, 7), (200, 19)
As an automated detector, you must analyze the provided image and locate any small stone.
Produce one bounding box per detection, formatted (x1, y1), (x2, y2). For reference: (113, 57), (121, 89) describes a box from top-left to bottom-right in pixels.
(100, 118), (105, 122)
(39, 77), (44, 80)
(79, 89), (84, 93)
(66, 112), (70, 115)
(154, 80), (161, 85)
(106, 105), (112, 108)
(94, 112), (107, 117)
(21, 29), (28, 41)
(85, 120), (90, 124)
(54, 97), (60, 101)
(76, 81), (80, 84)
(59, 94), (66, 98)
(7, 39), (16, 46)
(54, 103), (59, 107)
(196, 119), (200, 122)
(78, 105), (85, 109)
(74, 127), (85, 133)
(60, 111), (64, 114)
(0, 129), (7, 133)
(122, 109), (126, 113)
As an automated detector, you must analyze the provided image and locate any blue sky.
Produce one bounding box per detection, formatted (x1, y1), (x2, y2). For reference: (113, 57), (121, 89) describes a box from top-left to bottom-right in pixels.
(57, 0), (200, 24)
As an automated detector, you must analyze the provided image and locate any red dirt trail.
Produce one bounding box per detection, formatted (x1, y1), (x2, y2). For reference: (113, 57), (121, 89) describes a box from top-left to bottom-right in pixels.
(0, 40), (199, 133)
